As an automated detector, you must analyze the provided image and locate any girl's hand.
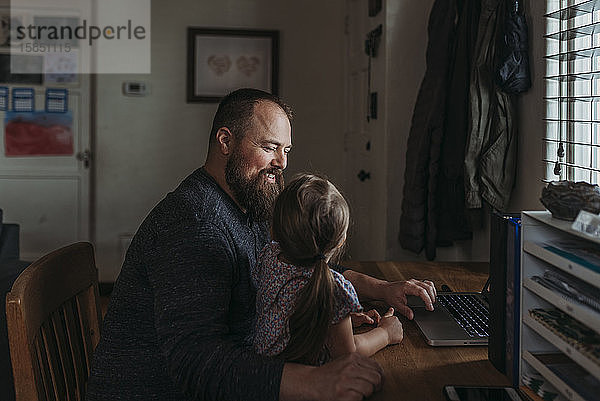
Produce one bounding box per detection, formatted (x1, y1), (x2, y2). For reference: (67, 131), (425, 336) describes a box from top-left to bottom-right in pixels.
(350, 309), (381, 327)
(378, 307), (403, 344)
(365, 309), (381, 325)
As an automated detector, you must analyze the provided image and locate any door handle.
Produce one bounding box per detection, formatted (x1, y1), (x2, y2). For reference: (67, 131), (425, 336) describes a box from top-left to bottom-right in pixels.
(76, 150), (91, 169)
(357, 170), (371, 182)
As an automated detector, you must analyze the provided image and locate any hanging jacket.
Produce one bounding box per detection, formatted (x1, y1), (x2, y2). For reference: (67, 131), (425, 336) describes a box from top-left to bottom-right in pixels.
(398, 0), (457, 257)
(464, 0), (518, 211)
(435, 0), (481, 249)
(497, 0), (532, 94)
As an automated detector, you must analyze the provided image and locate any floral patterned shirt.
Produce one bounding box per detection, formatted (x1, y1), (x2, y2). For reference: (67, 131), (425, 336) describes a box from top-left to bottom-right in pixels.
(252, 241), (362, 357)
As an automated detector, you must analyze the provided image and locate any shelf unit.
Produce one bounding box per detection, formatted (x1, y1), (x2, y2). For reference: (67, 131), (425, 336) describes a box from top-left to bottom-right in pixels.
(520, 211), (600, 401)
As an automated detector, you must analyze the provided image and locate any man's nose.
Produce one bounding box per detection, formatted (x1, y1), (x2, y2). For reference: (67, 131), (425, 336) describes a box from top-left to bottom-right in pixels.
(271, 149), (287, 170)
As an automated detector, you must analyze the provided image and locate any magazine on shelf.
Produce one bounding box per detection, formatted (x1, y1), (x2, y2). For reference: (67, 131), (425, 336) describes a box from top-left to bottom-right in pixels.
(529, 308), (600, 366)
(542, 239), (600, 274)
(531, 269), (600, 313)
(533, 353), (600, 401)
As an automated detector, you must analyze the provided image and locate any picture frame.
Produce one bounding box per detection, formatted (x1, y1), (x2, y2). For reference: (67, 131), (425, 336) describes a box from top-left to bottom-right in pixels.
(187, 28), (278, 103)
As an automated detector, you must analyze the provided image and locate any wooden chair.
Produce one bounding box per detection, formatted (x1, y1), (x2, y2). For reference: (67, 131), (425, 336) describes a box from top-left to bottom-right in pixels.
(5, 242), (102, 401)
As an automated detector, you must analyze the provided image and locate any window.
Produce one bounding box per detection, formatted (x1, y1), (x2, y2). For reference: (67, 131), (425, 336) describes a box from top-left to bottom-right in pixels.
(545, 0), (600, 184)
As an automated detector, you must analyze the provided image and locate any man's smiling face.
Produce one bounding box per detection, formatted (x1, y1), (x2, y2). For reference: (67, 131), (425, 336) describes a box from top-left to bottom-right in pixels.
(225, 100), (292, 221)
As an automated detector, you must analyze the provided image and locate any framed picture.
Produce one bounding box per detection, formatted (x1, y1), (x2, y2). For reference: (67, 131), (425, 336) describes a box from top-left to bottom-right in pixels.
(187, 28), (278, 102)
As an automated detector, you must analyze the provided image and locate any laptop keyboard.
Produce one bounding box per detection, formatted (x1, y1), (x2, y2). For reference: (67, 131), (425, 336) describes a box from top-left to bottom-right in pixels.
(437, 294), (489, 337)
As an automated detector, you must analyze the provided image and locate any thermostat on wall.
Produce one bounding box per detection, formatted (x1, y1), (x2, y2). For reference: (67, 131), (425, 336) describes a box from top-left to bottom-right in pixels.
(122, 81), (148, 96)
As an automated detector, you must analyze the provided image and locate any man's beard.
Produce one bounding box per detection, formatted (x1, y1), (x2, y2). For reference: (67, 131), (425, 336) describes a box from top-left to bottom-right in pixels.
(225, 150), (284, 222)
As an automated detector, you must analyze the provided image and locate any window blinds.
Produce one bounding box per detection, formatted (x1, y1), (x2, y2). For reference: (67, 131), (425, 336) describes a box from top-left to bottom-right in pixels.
(544, 0), (600, 184)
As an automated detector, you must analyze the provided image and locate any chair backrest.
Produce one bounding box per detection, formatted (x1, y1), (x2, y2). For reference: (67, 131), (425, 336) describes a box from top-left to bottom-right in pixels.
(5, 242), (102, 401)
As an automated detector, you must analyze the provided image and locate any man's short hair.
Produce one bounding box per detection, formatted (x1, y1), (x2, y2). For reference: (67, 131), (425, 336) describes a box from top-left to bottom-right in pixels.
(209, 88), (293, 146)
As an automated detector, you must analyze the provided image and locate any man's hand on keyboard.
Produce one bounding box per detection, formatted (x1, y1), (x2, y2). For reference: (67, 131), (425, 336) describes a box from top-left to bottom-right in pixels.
(381, 279), (437, 320)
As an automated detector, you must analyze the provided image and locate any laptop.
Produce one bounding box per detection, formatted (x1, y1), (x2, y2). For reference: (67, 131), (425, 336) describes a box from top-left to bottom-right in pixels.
(407, 279), (490, 346)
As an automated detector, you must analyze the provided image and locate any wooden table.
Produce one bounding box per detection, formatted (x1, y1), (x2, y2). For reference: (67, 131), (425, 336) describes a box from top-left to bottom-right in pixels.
(344, 260), (510, 401)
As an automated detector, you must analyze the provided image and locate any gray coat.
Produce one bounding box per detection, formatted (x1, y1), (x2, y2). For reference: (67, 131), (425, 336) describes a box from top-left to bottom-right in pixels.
(464, 0), (518, 212)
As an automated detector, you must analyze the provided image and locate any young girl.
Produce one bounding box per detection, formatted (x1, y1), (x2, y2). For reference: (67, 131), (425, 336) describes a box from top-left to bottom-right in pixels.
(252, 173), (403, 365)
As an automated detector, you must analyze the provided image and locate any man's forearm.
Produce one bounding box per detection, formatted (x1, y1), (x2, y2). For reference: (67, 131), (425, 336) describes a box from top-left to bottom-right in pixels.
(279, 363), (317, 401)
(342, 270), (388, 301)
(279, 354), (384, 401)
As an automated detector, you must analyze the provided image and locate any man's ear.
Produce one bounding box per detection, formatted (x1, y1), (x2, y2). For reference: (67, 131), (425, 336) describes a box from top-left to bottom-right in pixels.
(215, 127), (234, 155)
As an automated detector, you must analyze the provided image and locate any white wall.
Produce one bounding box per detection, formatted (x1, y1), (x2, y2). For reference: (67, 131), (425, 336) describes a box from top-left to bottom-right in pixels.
(95, 0), (345, 281)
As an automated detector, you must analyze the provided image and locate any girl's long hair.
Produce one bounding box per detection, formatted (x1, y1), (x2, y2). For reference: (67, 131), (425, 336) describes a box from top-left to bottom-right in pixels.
(273, 174), (350, 365)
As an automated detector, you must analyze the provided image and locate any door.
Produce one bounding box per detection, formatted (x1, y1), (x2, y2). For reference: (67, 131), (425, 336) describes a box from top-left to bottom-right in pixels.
(0, 4), (91, 261)
(0, 84), (91, 261)
(343, 0), (387, 260)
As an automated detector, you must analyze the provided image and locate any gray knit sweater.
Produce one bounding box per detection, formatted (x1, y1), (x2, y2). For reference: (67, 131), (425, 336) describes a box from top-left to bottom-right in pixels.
(86, 168), (284, 401)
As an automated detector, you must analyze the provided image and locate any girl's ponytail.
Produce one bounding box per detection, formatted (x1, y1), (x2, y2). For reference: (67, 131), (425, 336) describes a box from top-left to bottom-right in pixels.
(281, 258), (335, 365)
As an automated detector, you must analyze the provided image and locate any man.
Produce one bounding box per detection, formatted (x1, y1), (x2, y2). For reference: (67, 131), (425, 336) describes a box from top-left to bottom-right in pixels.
(86, 89), (436, 401)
